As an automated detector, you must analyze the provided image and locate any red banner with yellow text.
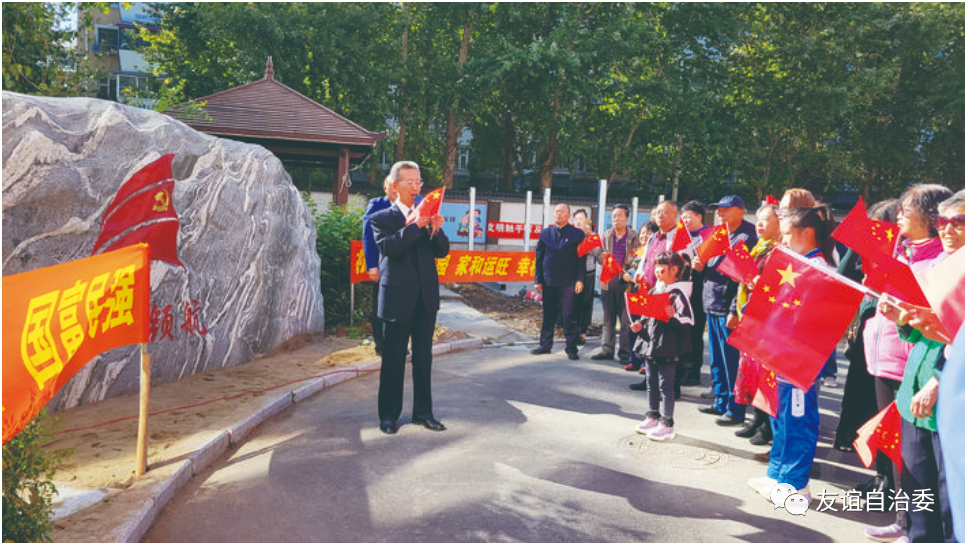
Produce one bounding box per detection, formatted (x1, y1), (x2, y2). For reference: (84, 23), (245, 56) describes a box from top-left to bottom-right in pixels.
(350, 242), (536, 283)
(2, 244), (150, 443)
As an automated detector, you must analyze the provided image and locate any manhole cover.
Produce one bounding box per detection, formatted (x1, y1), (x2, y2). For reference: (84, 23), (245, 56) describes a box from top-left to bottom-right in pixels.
(618, 434), (731, 469)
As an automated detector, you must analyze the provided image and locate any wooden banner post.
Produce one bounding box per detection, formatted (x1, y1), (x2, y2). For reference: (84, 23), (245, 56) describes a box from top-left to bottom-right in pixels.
(135, 343), (151, 477)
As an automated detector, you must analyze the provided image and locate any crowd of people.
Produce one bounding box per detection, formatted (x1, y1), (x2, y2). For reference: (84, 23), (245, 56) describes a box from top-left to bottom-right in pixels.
(531, 187), (964, 543)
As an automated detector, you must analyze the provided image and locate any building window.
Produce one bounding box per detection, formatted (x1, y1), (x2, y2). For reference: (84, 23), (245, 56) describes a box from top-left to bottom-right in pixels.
(95, 27), (119, 53)
(457, 148), (470, 171)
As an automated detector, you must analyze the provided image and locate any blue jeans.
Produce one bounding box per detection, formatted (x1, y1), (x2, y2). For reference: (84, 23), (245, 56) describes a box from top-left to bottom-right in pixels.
(707, 315), (746, 419)
(768, 380), (819, 490)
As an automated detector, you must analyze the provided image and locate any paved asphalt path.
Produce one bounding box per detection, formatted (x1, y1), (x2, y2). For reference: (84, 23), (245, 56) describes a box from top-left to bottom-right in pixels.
(144, 342), (890, 542)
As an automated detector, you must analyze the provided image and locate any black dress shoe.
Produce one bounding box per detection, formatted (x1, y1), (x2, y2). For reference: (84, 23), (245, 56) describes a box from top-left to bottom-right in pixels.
(576, 337), (587, 346)
(629, 380), (648, 391)
(590, 352), (614, 361)
(566, 350), (579, 360)
(412, 416), (447, 432)
(531, 347), (551, 355)
(749, 429), (771, 446)
(734, 424), (758, 438)
(714, 414), (745, 426)
(698, 405), (723, 415)
(379, 420), (398, 434)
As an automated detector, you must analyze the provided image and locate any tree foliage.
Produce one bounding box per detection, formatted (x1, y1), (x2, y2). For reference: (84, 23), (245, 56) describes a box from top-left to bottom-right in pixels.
(128, 3), (966, 200)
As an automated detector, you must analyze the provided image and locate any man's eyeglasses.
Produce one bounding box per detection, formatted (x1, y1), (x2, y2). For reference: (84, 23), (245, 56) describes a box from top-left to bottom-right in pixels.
(399, 178), (423, 186)
(935, 214), (965, 230)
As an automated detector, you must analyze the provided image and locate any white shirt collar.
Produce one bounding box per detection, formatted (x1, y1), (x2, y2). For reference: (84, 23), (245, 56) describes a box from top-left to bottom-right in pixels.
(395, 199), (412, 218)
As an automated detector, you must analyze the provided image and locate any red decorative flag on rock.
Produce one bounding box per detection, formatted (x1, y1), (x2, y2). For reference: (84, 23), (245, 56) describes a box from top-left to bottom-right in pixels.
(696, 224), (731, 263)
(406, 187), (446, 225)
(864, 257), (931, 307)
(599, 253), (624, 284)
(853, 401), (902, 469)
(718, 239), (760, 284)
(578, 233), (603, 257)
(727, 246), (865, 391)
(765, 195), (780, 206)
(832, 197), (900, 270)
(92, 154), (183, 266)
(670, 220), (693, 252)
(625, 291), (672, 322)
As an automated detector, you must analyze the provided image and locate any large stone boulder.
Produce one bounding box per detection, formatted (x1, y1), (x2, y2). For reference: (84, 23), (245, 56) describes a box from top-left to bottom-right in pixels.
(2, 92), (325, 411)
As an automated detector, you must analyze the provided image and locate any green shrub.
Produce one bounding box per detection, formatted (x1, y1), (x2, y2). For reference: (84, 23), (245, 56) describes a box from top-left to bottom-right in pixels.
(307, 196), (373, 328)
(2, 412), (59, 543)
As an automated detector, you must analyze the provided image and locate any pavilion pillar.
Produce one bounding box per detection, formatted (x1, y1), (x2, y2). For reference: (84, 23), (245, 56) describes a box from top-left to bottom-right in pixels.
(334, 147), (350, 205)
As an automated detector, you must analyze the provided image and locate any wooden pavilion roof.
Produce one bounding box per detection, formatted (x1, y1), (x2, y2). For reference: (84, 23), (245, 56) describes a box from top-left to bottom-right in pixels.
(168, 57), (385, 166)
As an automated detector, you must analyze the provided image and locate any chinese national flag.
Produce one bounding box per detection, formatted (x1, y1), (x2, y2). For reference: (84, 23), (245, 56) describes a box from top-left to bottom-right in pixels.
(406, 187), (446, 225)
(727, 246), (865, 391)
(600, 253), (624, 284)
(2, 245), (150, 443)
(919, 246), (965, 337)
(696, 224), (731, 263)
(625, 291), (672, 322)
(831, 197), (900, 269)
(864, 257), (930, 307)
(718, 240), (760, 284)
(670, 220), (693, 252)
(853, 401), (902, 469)
(765, 195), (780, 206)
(578, 233), (603, 257)
(752, 368), (779, 418)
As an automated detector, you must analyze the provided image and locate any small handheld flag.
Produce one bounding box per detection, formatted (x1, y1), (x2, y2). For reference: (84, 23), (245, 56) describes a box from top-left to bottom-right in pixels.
(625, 291), (672, 322)
(718, 240), (760, 284)
(695, 224), (731, 263)
(578, 233), (602, 257)
(406, 187), (446, 225)
(600, 253), (624, 284)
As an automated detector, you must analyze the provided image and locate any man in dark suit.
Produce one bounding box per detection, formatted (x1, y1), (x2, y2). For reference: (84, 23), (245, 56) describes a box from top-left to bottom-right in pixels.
(369, 161), (449, 435)
(532, 203), (587, 361)
(362, 176), (397, 356)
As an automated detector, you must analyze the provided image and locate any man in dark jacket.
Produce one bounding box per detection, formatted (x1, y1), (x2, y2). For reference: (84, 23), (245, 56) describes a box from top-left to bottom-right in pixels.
(691, 195), (758, 426)
(370, 161), (449, 435)
(532, 204), (587, 361)
(362, 176), (397, 356)
(591, 204), (641, 364)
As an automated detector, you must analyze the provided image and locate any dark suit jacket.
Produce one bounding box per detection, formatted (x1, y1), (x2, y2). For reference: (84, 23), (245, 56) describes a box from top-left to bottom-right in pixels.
(370, 204), (450, 322)
(363, 195), (423, 270)
(535, 223), (586, 287)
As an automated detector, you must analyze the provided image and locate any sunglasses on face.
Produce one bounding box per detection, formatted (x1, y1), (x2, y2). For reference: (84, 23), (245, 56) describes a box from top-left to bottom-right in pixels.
(935, 214), (965, 229)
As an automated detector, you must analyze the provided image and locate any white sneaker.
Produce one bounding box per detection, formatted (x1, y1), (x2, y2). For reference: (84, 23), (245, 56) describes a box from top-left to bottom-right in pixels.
(822, 376), (838, 388)
(635, 417), (660, 435)
(747, 476), (777, 492)
(648, 422), (676, 441)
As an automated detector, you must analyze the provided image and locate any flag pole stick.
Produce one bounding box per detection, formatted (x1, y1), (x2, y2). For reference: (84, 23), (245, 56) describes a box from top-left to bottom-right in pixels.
(135, 342), (150, 477)
(350, 283), (355, 327)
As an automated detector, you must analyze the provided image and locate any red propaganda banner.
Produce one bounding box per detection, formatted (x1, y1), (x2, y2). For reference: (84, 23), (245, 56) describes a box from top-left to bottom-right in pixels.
(2, 244), (150, 443)
(854, 401), (902, 469)
(832, 197), (900, 270)
(696, 224), (731, 263)
(486, 221), (543, 239)
(350, 240), (371, 284)
(718, 240), (760, 285)
(349, 243), (538, 283)
(406, 187), (446, 225)
(577, 233), (602, 257)
(626, 291), (672, 322)
(727, 246), (865, 392)
(436, 250), (537, 283)
(92, 154), (183, 267)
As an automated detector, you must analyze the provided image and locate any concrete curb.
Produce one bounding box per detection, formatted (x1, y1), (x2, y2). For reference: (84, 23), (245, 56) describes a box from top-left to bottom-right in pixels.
(113, 338), (483, 542)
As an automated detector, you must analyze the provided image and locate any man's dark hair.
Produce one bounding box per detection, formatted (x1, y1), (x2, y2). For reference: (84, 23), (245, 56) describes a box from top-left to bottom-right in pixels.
(573, 209), (588, 219)
(613, 204), (630, 217)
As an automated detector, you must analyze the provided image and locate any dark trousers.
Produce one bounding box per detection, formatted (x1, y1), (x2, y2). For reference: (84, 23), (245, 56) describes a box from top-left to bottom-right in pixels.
(600, 277), (631, 362)
(371, 282), (384, 354)
(645, 357), (677, 422)
(901, 419), (953, 543)
(834, 334), (878, 449)
(683, 300), (707, 381)
(540, 284), (579, 352)
(378, 295), (436, 422)
(576, 271), (596, 335)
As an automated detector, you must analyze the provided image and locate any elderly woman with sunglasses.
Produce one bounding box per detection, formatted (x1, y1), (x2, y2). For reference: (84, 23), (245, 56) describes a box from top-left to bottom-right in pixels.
(868, 185), (957, 544)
